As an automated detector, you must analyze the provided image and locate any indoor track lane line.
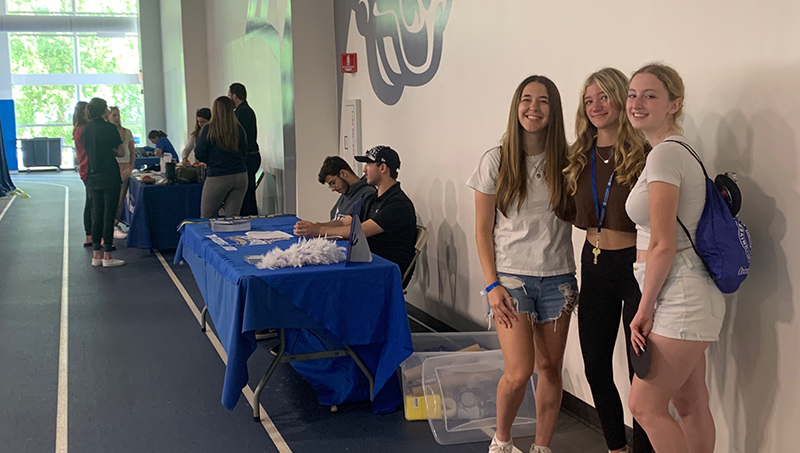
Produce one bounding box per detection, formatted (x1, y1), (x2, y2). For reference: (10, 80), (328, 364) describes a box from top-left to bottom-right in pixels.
(154, 251), (293, 453)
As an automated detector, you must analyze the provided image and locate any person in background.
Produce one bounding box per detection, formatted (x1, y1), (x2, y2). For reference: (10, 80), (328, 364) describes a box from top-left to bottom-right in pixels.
(108, 106), (136, 240)
(148, 130), (179, 161)
(73, 101), (93, 247)
(182, 108), (211, 165)
(626, 63), (724, 453)
(83, 97), (124, 267)
(468, 75), (576, 453)
(317, 156), (376, 220)
(228, 82), (260, 216)
(294, 146), (417, 287)
(195, 96), (249, 218)
(563, 68), (651, 453)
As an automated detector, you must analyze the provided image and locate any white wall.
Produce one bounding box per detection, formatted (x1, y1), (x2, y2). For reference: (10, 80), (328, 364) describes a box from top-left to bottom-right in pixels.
(159, 0), (187, 145)
(291, 0), (338, 220)
(138, 0), (166, 136)
(336, 1), (800, 451)
(180, 0), (210, 136)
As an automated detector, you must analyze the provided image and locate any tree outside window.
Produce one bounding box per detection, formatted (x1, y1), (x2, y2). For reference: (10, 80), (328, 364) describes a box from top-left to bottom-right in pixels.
(8, 1), (142, 170)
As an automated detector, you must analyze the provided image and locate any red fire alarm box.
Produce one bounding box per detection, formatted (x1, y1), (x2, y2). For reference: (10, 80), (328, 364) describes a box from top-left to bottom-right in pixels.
(341, 53), (357, 73)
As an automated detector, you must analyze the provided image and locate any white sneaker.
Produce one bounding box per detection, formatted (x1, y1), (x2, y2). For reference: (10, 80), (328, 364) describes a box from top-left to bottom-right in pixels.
(113, 226), (128, 239)
(531, 446), (552, 453)
(91, 258), (102, 267)
(489, 436), (514, 453)
(102, 258), (125, 268)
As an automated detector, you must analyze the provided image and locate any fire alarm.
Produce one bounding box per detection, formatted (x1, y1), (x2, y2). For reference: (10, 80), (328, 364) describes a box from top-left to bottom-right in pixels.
(341, 53), (357, 73)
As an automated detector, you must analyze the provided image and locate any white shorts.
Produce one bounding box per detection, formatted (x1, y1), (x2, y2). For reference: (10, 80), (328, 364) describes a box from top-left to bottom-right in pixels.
(633, 249), (725, 342)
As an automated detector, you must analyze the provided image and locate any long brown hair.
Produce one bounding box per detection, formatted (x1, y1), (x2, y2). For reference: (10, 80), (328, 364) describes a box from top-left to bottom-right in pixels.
(496, 75), (573, 221)
(206, 96), (239, 153)
(73, 101), (88, 127)
(564, 68), (647, 195)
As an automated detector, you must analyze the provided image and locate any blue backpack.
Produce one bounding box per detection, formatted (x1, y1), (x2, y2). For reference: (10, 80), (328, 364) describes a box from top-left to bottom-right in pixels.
(667, 140), (751, 294)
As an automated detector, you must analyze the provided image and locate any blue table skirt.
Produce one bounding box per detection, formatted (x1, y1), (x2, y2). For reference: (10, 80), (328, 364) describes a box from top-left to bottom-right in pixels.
(175, 217), (412, 413)
(122, 178), (202, 249)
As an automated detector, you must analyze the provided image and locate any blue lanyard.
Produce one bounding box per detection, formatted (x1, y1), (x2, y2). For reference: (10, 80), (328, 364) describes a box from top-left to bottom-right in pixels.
(591, 145), (615, 234)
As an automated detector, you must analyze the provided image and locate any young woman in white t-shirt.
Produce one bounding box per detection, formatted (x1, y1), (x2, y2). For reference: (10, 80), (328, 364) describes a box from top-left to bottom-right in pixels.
(468, 75), (577, 453)
(625, 64), (725, 453)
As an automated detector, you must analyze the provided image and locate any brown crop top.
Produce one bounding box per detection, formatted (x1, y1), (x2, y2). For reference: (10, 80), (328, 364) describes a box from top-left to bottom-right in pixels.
(573, 145), (637, 233)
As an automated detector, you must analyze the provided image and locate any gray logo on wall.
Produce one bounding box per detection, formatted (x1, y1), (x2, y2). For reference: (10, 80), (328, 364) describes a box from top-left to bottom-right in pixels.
(348, 0), (452, 106)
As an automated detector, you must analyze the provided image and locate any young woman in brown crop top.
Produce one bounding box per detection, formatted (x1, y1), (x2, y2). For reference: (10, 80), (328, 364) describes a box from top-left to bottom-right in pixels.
(563, 68), (651, 453)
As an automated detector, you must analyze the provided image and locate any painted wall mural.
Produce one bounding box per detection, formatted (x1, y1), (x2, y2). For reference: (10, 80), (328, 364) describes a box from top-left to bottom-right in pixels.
(344, 0), (452, 105)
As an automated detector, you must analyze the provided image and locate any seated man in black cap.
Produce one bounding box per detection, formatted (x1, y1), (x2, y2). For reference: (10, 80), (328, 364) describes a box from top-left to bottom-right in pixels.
(318, 156), (376, 220)
(295, 145), (418, 286)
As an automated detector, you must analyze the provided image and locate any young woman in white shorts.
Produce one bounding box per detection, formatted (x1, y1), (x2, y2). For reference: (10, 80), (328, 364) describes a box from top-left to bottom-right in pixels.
(625, 63), (725, 453)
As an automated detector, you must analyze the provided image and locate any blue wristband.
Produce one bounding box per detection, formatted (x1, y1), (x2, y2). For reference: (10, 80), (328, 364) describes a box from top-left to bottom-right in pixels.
(484, 281), (499, 294)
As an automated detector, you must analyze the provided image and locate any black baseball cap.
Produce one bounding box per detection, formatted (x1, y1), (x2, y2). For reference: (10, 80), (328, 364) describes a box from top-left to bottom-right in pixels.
(355, 145), (401, 171)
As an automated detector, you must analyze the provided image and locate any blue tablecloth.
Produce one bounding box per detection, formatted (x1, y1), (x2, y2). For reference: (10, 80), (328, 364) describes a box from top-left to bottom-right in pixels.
(134, 157), (161, 167)
(174, 217), (412, 413)
(122, 178), (203, 249)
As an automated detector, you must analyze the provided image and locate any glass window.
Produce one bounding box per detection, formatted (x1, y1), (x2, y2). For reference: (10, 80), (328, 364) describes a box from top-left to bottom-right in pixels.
(80, 84), (144, 123)
(9, 34), (75, 74)
(6, 0), (70, 14)
(78, 35), (140, 74)
(16, 125), (75, 146)
(76, 0), (137, 15)
(12, 85), (77, 126)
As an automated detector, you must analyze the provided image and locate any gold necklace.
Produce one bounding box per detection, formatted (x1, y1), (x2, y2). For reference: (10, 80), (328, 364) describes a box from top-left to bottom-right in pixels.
(595, 147), (611, 164)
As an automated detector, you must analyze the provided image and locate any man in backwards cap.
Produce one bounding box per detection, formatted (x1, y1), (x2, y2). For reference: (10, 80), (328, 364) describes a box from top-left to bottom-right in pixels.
(294, 145), (418, 287)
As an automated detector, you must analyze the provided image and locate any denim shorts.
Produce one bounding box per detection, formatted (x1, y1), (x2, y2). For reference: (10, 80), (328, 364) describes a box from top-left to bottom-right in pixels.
(491, 272), (579, 324)
(633, 249), (725, 342)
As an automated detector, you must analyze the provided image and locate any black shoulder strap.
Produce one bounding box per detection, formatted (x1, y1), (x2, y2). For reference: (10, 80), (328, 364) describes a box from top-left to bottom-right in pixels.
(663, 140), (709, 180)
(666, 140), (714, 277)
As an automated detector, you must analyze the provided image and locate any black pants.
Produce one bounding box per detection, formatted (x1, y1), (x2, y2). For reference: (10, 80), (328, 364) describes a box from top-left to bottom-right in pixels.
(91, 186), (121, 252)
(82, 181), (92, 237)
(240, 152), (261, 216)
(578, 241), (652, 453)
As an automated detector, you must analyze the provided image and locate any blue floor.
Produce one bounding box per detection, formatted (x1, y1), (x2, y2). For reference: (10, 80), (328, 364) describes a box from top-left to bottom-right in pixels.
(0, 173), (607, 453)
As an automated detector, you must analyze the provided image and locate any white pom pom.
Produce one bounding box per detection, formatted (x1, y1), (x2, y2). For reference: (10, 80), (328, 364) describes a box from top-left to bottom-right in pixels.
(254, 237), (346, 270)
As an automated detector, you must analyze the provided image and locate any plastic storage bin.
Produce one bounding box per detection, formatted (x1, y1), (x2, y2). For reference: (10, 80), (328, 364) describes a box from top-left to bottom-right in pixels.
(401, 332), (501, 420)
(20, 137), (62, 170)
(422, 350), (536, 445)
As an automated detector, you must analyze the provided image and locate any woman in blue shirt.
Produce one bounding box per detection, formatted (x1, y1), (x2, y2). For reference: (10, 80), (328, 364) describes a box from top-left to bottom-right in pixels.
(147, 130), (179, 161)
(195, 96), (248, 218)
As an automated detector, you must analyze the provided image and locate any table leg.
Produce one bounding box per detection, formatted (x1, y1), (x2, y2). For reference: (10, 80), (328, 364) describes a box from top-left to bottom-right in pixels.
(251, 328), (376, 422)
(252, 329), (286, 422)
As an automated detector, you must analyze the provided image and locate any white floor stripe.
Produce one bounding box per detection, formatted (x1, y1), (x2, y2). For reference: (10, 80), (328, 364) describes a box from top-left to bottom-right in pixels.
(154, 252), (293, 453)
(56, 185), (70, 453)
(0, 194), (17, 223)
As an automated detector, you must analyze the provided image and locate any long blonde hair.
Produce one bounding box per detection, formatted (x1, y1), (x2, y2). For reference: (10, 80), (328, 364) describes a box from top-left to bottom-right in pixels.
(108, 106), (129, 142)
(632, 63), (685, 133)
(564, 68), (647, 195)
(496, 75), (573, 221)
(206, 96), (239, 153)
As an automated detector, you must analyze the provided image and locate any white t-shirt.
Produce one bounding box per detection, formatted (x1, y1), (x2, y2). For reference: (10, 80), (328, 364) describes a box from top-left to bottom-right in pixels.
(115, 129), (134, 164)
(625, 135), (706, 250)
(467, 147), (575, 277)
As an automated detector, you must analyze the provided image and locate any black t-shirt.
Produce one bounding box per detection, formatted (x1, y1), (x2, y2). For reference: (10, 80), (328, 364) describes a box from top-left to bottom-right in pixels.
(82, 118), (123, 190)
(360, 182), (417, 283)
